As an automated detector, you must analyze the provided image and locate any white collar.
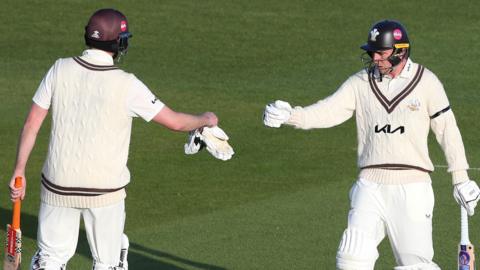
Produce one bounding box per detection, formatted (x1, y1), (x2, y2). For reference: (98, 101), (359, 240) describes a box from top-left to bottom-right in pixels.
(375, 58), (415, 80)
(80, 49), (114, 65)
(397, 58), (415, 79)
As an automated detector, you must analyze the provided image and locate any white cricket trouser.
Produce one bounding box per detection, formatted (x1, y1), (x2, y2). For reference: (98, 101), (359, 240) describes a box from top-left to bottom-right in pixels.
(30, 200), (125, 270)
(336, 178), (440, 270)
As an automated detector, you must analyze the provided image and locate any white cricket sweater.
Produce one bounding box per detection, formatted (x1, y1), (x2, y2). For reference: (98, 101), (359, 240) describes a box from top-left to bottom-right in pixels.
(38, 56), (137, 207)
(286, 59), (469, 184)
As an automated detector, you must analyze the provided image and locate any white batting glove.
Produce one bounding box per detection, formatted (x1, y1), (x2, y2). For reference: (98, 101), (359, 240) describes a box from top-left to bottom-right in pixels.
(454, 180), (480, 216)
(184, 129), (204, 155)
(263, 100), (292, 128)
(201, 126), (234, 161)
(118, 234), (129, 270)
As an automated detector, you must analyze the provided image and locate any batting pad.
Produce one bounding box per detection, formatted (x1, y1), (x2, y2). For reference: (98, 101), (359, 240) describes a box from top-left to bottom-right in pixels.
(394, 262), (440, 270)
(336, 227), (378, 270)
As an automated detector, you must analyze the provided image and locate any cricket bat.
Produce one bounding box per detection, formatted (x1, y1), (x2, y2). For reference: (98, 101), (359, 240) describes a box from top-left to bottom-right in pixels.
(459, 206), (475, 270)
(4, 177), (22, 270)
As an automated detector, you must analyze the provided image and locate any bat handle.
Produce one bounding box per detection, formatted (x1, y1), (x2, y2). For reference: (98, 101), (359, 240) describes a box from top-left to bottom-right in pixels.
(12, 177), (22, 230)
(460, 206), (470, 245)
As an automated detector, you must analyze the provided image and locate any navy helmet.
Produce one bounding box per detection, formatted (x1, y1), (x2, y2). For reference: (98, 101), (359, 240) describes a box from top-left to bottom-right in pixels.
(361, 20), (410, 70)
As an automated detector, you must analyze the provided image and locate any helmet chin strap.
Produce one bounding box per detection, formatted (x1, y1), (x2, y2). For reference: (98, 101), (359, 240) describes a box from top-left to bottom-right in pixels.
(114, 50), (127, 63)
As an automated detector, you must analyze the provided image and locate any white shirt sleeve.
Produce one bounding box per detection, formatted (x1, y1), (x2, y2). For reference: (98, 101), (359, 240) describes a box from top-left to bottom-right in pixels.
(286, 75), (356, 129)
(430, 110), (469, 182)
(425, 72), (450, 116)
(127, 77), (164, 122)
(426, 73), (469, 183)
(32, 63), (57, 109)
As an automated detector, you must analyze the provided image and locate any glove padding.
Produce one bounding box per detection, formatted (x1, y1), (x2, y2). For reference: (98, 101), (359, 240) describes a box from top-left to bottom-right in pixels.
(263, 100), (292, 128)
(201, 126), (234, 161)
(184, 126), (234, 161)
(453, 180), (480, 216)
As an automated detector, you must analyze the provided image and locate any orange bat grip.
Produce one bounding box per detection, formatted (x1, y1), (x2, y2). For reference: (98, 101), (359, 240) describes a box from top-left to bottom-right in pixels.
(12, 177), (22, 230)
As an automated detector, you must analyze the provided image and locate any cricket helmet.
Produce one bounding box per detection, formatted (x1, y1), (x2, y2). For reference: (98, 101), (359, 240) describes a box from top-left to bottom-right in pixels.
(84, 8), (132, 58)
(360, 20), (410, 69)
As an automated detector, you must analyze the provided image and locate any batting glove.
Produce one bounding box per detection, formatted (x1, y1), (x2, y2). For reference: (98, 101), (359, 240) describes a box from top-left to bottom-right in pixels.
(118, 234), (129, 270)
(184, 129), (205, 155)
(201, 126), (234, 161)
(263, 100), (292, 128)
(454, 180), (480, 216)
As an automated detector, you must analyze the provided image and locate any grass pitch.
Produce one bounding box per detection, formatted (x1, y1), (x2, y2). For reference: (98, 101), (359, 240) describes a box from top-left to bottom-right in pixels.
(1, 0), (480, 269)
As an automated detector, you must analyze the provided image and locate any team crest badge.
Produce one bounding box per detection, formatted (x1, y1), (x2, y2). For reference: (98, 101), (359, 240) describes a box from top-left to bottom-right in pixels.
(407, 98), (421, 111)
(370, 28), (380, 41)
(91, 30), (100, 39)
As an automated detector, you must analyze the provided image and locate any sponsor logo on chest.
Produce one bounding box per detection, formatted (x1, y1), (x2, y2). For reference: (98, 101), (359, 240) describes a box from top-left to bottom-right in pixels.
(374, 124), (405, 134)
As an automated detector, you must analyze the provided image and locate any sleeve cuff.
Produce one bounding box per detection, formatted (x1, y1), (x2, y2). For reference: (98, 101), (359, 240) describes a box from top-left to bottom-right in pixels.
(144, 103), (164, 122)
(452, 170), (469, 185)
(32, 98), (50, 110)
(285, 107), (303, 127)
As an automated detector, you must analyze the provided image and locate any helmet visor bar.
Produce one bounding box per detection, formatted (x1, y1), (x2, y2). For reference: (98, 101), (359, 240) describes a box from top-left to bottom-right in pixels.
(118, 32), (132, 54)
(360, 52), (374, 73)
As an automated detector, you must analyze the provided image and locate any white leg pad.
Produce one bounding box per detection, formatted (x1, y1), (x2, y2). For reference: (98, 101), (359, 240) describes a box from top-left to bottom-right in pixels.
(336, 254), (375, 270)
(394, 262), (441, 270)
(336, 227), (378, 270)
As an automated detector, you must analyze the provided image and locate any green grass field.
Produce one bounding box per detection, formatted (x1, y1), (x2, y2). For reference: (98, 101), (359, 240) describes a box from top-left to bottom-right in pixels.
(1, 0), (480, 269)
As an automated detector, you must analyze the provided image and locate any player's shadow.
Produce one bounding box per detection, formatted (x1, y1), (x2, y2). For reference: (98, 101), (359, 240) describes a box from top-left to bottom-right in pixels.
(0, 207), (226, 270)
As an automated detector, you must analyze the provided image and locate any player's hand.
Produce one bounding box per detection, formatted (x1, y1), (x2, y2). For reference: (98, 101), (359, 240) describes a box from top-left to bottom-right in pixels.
(9, 175), (26, 201)
(201, 112), (218, 127)
(184, 129), (204, 155)
(201, 126), (234, 161)
(263, 100), (292, 128)
(454, 180), (480, 216)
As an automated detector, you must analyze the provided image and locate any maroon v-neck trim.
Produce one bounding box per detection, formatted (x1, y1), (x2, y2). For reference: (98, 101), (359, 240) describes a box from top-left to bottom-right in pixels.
(368, 65), (425, 114)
